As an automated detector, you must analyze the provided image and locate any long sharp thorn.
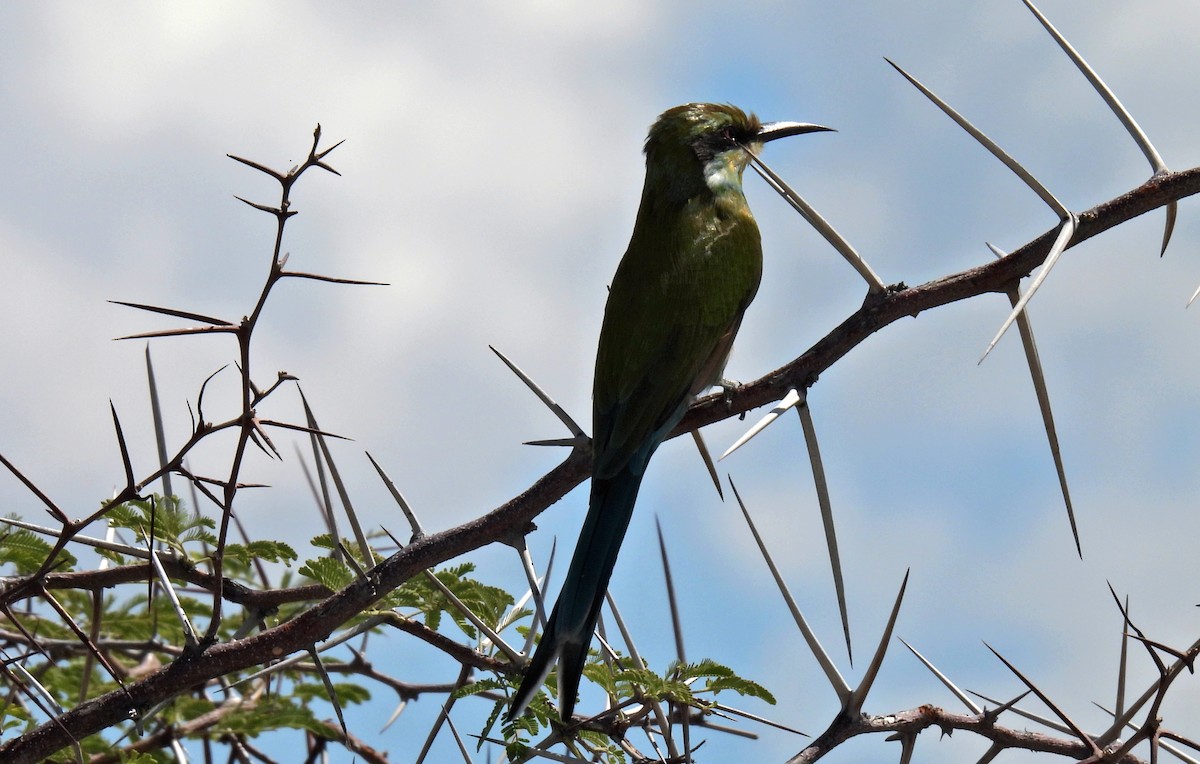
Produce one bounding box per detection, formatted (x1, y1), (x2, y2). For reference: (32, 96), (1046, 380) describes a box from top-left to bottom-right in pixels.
(144, 345), (173, 498)
(109, 402), (135, 490)
(489, 345), (585, 438)
(109, 300), (233, 326)
(226, 153), (285, 180)
(707, 703), (808, 736)
(970, 689), (1068, 734)
(525, 537), (555, 636)
(691, 430), (724, 499)
(988, 689), (1034, 719)
(308, 647), (348, 737)
(380, 699), (408, 732)
(1010, 290), (1081, 555)
(442, 714), (473, 764)
(115, 325), (239, 341)
(0, 515), (146, 557)
(1018, 0), (1175, 256)
(1125, 633), (1192, 665)
(523, 436), (589, 447)
(1161, 199), (1177, 257)
(729, 477), (850, 702)
(655, 517), (687, 666)
(984, 641), (1100, 754)
(149, 549), (199, 647)
(301, 392), (373, 566)
(1025, 0), (1176, 255)
(1116, 593), (1129, 719)
(744, 150), (887, 294)
(337, 541), (368, 582)
(232, 195), (285, 215)
(848, 570), (908, 714)
(980, 215), (1076, 363)
(1187, 281), (1200, 309)
(603, 595), (647, 703)
(366, 452), (425, 540)
(886, 58), (1069, 217)
(721, 388), (803, 460)
(796, 399), (851, 663)
(279, 270), (388, 286)
(414, 665), (471, 764)
(988, 242), (1081, 556)
(898, 637), (981, 714)
(0, 457), (69, 525)
(1020, 0), (1165, 169)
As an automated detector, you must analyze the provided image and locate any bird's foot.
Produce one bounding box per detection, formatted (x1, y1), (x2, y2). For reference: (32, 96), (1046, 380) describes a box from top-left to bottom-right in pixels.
(716, 378), (740, 407)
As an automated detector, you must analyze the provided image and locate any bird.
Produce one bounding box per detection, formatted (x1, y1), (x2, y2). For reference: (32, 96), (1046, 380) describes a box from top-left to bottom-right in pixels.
(508, 103), (831, 722)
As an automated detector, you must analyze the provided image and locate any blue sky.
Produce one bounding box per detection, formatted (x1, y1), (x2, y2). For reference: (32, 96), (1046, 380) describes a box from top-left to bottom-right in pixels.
(2, 2), (1198, 761)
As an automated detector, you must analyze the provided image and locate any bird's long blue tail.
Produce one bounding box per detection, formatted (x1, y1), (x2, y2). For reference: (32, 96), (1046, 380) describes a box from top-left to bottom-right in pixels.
(508, 463), (648, 721)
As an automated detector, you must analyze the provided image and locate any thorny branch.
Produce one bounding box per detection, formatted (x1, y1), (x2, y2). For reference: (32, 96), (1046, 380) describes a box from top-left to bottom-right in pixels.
(0, 141), (1197, 759)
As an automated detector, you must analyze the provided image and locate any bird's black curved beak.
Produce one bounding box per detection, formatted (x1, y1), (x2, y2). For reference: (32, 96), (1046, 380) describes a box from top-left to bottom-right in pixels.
(757, 121), (835, 143)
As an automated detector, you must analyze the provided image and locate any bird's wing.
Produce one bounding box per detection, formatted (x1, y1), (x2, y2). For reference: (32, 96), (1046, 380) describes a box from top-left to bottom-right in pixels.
(591, 207), (762, 480)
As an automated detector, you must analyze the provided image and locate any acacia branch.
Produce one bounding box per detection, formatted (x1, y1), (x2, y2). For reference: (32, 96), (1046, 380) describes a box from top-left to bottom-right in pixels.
(786, 705), (1150, 763)
(2, 168), (1196, 763)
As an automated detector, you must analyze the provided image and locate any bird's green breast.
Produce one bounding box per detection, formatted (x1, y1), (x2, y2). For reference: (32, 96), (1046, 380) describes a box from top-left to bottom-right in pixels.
(591, 188), (762, 475)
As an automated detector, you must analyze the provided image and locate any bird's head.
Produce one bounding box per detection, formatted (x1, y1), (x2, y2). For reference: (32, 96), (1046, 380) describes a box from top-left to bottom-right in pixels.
(643, 103), (831, 201)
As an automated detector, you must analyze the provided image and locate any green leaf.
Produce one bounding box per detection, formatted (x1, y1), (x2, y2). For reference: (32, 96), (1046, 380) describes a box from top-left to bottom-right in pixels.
(382, 563), (514, 639)
(225, 540), (298, 567)
(702, 674), (776, 703)
(299, 556), (353, 591)
(674, 658), (776, 703)
(103, 495), (216, 556)
(0, 521), (76, 573)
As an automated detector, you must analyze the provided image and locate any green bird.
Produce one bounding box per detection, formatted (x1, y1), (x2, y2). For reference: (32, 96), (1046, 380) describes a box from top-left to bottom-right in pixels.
(509, 103), (830, 721)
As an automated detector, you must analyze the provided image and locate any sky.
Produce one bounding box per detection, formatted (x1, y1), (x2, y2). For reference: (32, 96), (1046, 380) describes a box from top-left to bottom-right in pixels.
(2, 2), (1199, 762)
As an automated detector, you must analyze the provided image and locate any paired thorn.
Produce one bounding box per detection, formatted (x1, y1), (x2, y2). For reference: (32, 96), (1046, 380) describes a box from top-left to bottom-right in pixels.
(979, 215), (1076, 364)
(984, 641), (1101, 756)
(1018, 0), (1175, 256)
(886, 57), (1078, 364)
(729, 477), (851, 702)
(722, 389), (851, 662)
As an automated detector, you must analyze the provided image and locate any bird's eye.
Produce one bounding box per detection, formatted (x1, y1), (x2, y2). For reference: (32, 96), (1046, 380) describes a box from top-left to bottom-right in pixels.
(693, 126), (739, 162)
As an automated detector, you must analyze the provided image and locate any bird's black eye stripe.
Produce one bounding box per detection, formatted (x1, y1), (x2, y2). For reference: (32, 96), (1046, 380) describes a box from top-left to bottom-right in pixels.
(693, 127), (741, 161)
